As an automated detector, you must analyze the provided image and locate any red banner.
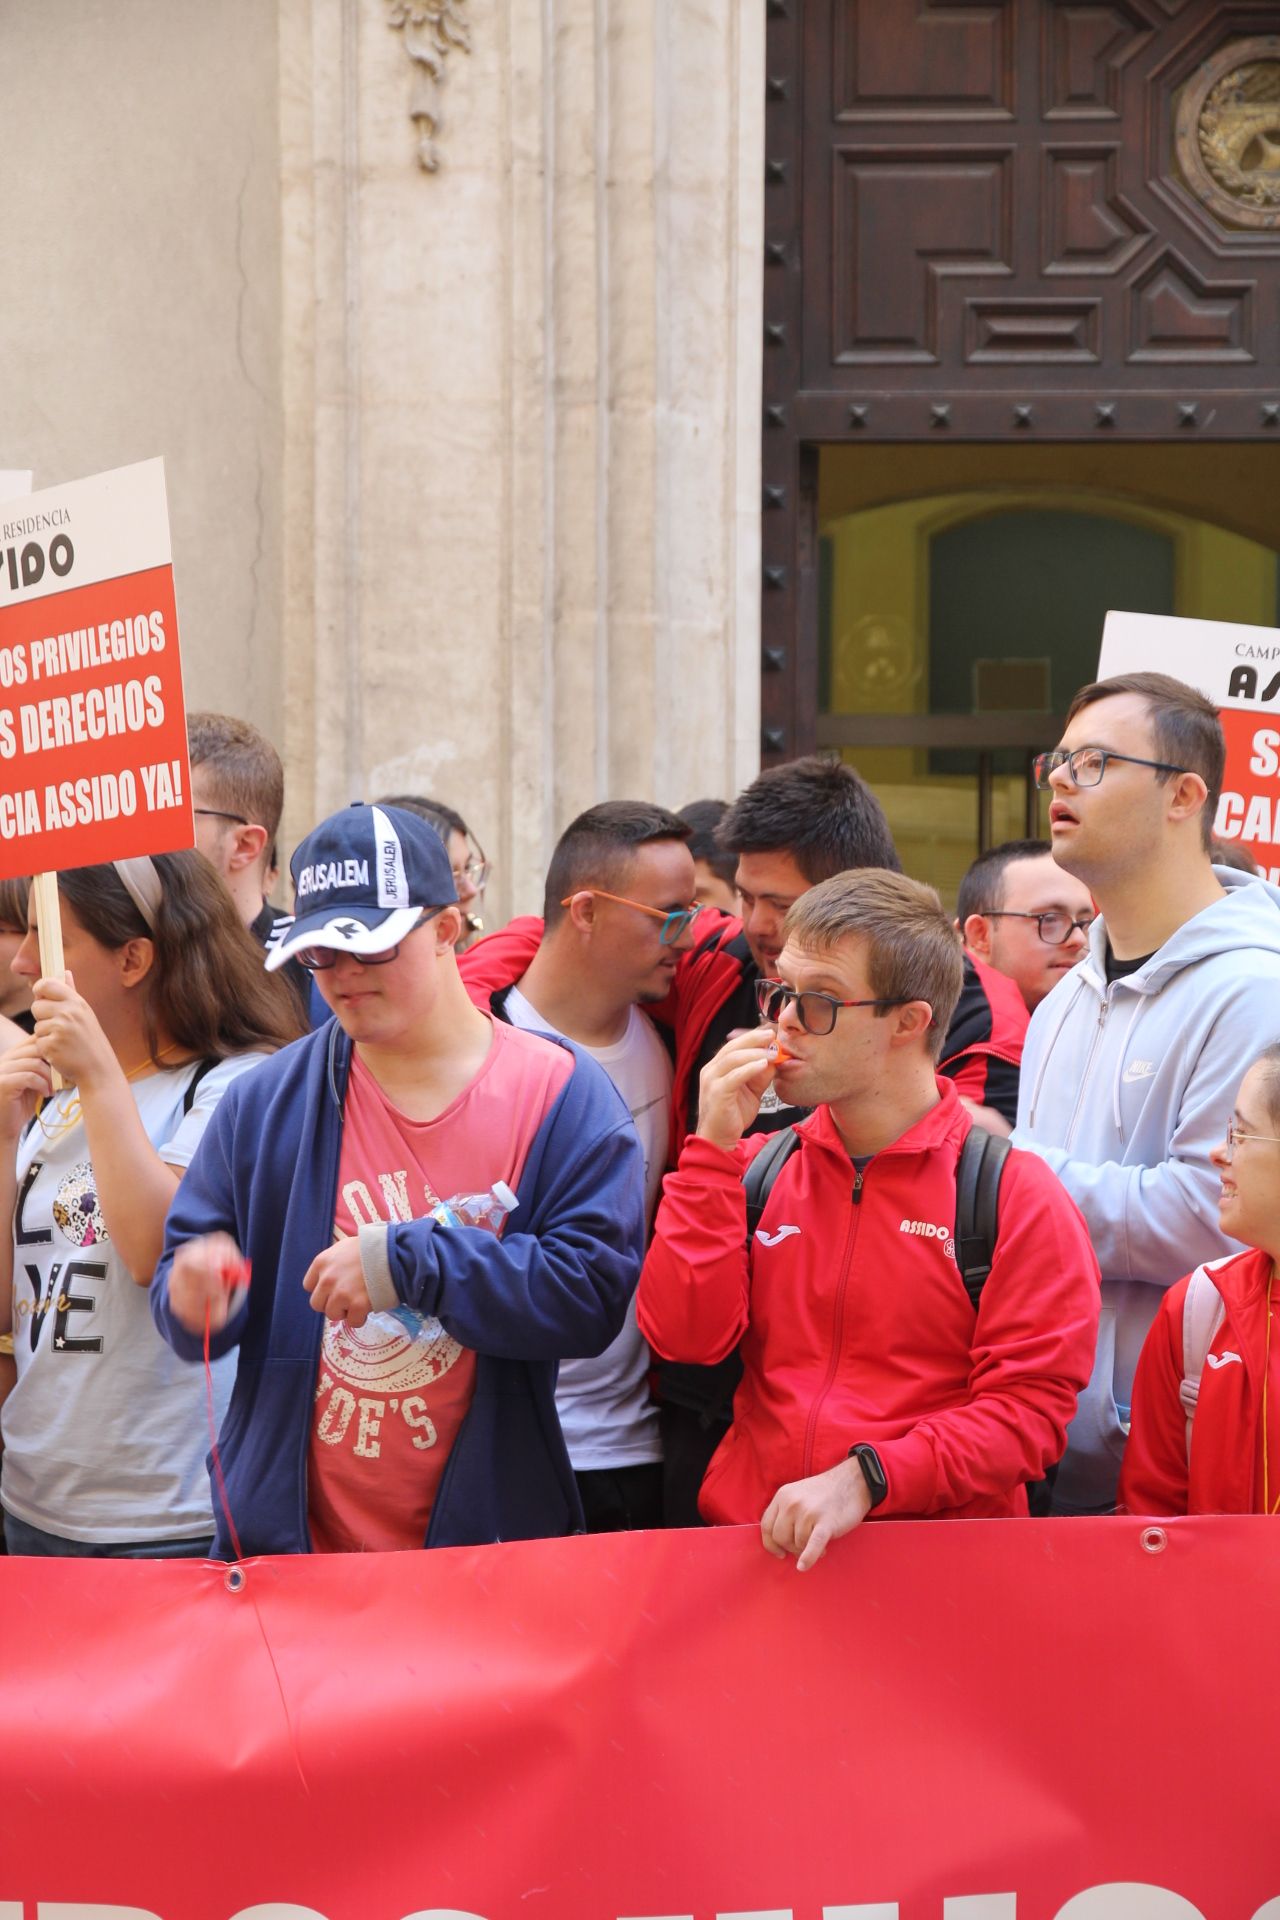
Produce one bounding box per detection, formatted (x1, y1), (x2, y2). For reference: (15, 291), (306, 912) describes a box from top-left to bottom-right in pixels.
(0, 1518), (1276, 1920)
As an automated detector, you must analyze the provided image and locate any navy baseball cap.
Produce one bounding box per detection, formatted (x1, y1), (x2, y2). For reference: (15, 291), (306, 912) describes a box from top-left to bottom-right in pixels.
(266, 802), (458, 971)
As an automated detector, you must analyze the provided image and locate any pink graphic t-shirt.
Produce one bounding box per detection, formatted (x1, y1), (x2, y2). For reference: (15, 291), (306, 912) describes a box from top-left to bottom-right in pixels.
(308, 1019), (574, 1553)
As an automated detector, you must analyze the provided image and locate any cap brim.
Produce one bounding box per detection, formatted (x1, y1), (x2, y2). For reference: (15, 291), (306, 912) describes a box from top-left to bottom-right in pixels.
(265, 904), (426, 971)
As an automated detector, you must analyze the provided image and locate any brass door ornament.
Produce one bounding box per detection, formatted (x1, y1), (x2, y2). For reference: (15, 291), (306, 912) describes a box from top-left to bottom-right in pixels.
(1176, 37), (1280, 232)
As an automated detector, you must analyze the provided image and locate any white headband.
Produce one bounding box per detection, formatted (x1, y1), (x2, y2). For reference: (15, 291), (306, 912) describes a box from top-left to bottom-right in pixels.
(113, 857), (162, 932)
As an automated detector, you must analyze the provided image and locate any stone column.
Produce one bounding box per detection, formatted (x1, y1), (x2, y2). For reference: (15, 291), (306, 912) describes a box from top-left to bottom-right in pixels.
(278, 0), (764, 919)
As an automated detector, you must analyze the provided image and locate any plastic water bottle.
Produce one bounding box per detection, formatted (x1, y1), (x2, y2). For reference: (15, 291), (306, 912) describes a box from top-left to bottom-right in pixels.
(428, 1180), (519, 1234)
(387, 1182), (519, 1338)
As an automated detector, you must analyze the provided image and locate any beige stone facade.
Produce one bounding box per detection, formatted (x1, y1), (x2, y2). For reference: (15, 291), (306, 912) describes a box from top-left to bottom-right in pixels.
(1, 1), (764, 920)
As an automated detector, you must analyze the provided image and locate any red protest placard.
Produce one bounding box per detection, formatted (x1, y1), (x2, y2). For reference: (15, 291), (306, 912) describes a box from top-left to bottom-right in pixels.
(1099, 610), (1280, 882)
(0, 459), (193, 881)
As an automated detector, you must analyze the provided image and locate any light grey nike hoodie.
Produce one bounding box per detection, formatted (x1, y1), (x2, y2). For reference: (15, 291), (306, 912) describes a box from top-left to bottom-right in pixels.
(1013, 868), (1280, 1514)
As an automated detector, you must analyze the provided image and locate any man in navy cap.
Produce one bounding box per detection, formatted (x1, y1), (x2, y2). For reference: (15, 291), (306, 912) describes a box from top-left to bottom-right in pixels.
(151, 802), (646, 1557)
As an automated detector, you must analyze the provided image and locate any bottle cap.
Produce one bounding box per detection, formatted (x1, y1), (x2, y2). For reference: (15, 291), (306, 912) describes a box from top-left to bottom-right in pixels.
(492, 1180), (519, 1213)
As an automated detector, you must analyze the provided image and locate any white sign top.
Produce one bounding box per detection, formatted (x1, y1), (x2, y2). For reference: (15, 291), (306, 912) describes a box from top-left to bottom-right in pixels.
(0, 458), (171, 607)
(1099, 609), (1280, 712)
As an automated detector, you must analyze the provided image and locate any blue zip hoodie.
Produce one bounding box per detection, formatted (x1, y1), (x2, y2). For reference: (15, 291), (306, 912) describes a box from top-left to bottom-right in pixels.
(150, 1019), (647, 1557)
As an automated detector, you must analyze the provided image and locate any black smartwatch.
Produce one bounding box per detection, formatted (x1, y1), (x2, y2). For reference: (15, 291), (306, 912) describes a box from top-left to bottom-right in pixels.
(848, 1443), (888, 1509)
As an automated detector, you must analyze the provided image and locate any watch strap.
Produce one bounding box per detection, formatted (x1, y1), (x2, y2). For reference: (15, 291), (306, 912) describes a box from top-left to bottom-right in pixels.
(849, 1442), (888, 1510)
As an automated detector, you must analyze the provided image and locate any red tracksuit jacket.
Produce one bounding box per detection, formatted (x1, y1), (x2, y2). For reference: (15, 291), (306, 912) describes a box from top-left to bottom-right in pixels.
(1120, 1246), (1276, 1516)
(636, 1079), (1099, 1523)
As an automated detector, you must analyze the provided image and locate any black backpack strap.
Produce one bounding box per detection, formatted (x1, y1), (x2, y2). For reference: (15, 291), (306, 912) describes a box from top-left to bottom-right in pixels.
(954, 1125), (1012, 1312)
(742, 1125), (801, 1244)
(182, 1057), (220, 1117)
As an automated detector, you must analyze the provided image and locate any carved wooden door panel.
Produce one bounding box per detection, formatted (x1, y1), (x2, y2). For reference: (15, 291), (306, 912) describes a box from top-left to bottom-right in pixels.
(761, 0), (1280, 760)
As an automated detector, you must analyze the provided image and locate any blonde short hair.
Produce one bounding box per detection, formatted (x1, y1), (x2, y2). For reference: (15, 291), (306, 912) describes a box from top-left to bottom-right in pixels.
(783, 868), (964, 1061)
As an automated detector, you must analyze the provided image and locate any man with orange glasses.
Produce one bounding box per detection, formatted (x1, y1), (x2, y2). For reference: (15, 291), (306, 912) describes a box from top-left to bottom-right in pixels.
(462, 801), (700, 1530)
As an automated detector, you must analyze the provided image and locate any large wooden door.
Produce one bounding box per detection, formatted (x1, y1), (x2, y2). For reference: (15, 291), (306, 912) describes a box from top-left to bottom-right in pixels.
(761, 0), (1280, 761)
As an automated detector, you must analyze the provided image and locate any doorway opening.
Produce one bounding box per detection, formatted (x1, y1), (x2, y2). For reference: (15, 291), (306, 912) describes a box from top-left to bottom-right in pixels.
(815, 443), (1280, 907)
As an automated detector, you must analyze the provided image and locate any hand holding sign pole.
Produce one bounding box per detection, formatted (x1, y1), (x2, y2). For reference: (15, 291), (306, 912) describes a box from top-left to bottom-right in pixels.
(31, 872), (65, 1090)
(0, 461), (194, 1091)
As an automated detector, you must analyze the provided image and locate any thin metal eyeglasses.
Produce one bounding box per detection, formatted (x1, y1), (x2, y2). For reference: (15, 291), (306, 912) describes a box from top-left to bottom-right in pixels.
(755, 976), (914, 1038)
(453, 854), (491, 891)
(194, 806), (250, 826)
(295, 910), (434, 972)
(562, 889), (704, 946)
(1033, 747), (1188, 791)
(1223, 1119), (1280, 1162)
(985, 909), (1096, 946)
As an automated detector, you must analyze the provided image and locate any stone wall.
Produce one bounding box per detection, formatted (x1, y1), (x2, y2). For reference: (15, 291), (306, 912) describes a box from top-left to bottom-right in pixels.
(0, 0), (283, 738)
(1, 1), (764, 922)
(281, 0), (765, 917)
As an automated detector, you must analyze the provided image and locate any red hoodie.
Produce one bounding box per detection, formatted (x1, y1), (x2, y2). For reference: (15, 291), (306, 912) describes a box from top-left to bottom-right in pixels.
(1120, 1247), (1280, 1516)
(459, 914), (1028, 1152)
(636, 1078), (1099, 1523)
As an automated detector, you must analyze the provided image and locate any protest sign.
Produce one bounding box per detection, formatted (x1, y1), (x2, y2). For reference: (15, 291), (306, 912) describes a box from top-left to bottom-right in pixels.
(1100, 609), (1280, 881)
(0, 458), (192, 883)
(1, 1517), (1278, 1919)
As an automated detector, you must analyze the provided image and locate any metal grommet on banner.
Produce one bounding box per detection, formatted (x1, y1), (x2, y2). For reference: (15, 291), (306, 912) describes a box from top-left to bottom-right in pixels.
(224, 1565), (247, 1594)
(1140, 1526), (1168, 1555)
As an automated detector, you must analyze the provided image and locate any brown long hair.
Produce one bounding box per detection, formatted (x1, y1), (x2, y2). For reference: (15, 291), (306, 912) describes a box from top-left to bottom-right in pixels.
(56, 853), (305, 1063)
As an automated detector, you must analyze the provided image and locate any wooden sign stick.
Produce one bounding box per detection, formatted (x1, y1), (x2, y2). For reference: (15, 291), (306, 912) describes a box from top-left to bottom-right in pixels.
(32, 871), (64, 1092)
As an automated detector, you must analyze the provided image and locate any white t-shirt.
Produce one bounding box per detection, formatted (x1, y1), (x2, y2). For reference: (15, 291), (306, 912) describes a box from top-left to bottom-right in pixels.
(504, 985), (669, 1470)
(2, 1052), (270, 1544)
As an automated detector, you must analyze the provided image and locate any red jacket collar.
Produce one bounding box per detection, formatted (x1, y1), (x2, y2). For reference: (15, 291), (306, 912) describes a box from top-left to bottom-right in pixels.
(1211, 1244), (1275, 1315)
(800, 1074), (970, 1166)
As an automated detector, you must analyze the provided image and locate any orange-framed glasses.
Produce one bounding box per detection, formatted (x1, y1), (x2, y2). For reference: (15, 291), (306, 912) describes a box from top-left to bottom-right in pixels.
(560, 888), (703, 946)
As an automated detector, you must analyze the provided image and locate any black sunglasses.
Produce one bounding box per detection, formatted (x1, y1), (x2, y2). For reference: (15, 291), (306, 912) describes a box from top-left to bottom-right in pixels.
(295, 910), (438, 971)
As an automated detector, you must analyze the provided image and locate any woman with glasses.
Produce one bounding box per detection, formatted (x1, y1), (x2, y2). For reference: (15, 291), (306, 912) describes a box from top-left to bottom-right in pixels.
(0, 854), (303, 1556)
(375, 793), (490, 950)
(1121, 1043), (1280, 1516)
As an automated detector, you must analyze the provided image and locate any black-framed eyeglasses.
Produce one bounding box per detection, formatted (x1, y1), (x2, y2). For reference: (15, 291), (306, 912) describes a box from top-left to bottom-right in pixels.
(1032, 747), (1187, 791)
(755, 976), (915, 1038)
(194, 806), (250, 827)
(295, 910), (434, 971)
(985, 909), (1096, 946)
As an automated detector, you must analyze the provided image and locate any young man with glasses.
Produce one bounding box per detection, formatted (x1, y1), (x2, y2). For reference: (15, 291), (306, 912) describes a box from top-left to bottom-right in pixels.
(461, 757), (1029, 1522)
(187, 712), (313, 1019)
(958, 839), (1097, 1013)
(637, 868), (1098, 1560)
(654, 756), (1029, 1516)
(1014, 670), (1280, 1515)
(150, 802), (646, 1557)
(462, 801), (700, 1530)
(187, 712), (287, 941)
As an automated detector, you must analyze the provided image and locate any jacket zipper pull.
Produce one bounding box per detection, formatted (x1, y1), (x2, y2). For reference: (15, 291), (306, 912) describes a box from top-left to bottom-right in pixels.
(852, 1170), (863, 1205)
